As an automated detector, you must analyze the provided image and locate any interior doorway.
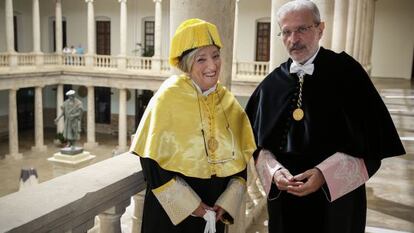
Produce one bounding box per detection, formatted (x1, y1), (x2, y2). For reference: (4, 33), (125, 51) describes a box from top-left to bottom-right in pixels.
(52, 20), (67, 52)
(135, 90), (153, 129)
(95, 87), (111, 124)
(17, 88), (35, 131)
(13, 16), (18, 52)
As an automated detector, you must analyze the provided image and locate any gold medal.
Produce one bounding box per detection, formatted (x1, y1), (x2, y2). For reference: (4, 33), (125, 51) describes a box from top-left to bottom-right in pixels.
(208, 137), (218, 152)
(293, 108), (304, 121)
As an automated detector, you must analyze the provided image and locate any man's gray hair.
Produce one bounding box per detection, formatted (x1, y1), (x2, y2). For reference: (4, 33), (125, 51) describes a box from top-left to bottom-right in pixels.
(277, 0), (321, 25)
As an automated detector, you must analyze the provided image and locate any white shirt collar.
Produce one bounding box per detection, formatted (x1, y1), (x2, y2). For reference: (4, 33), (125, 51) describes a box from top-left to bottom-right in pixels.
(191, 80), (217, 96)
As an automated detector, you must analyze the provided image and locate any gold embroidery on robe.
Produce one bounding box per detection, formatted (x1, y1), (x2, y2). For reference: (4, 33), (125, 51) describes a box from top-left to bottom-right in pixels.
(152, 177), (201, 225)
(215, 177), (246, 224)
(130, 75), (256, 178)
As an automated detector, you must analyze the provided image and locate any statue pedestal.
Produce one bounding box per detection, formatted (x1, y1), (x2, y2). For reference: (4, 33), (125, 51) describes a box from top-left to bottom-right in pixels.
(48, 150), (96, 177)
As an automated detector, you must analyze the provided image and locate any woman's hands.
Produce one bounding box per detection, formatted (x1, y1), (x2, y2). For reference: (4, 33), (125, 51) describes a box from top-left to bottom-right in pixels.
(213, 205), (226, 222)
(192, 202), (227, 222)
(192, 202), (214, 217)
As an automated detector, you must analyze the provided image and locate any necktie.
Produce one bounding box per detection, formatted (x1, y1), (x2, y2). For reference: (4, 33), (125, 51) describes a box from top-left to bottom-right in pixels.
(290, 62), (314, 77)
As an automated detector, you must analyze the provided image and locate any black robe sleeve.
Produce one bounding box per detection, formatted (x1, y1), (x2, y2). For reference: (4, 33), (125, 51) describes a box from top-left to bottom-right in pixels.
(140, 157), (175, 189)
(337, 52), (406, 160)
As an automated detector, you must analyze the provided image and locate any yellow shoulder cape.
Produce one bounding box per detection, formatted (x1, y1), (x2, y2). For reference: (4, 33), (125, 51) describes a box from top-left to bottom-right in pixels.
(130, 75), (256, 178)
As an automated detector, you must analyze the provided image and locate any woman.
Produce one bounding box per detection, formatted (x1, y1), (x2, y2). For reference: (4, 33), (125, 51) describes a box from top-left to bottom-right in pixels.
(130, 18), (256, 233)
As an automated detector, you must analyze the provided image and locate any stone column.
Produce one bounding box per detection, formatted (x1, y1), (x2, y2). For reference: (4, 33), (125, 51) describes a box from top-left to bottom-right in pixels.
(98, 203), (129, 233)
(269, 0), (290, 71)
(32, 0), (41, 53)
(32, 0), (43, 65)
(345, 0), (357, 56)
(85, 0), (95, 67)
(331, 0), (348, 52)
(152, 0), (162, 72)
(32, 86), (47, 152)
(118, 0), (127, 70)
(55, 0), (63, 64)
(84, 86), (98, 148)
(364, 0), (376, 74)
(313, 0), (334, 49)
(231, 0), (239, 80)
(55, 0), (63, 53)
(7, 89), (22, 159)
(352, 0), (364, 62)
(170, 0), (235, 89)
(5, 0), (15, 53)
(118, 89), (128, 153)
(56, 84), (64, 133)
(358, 0), (368, 67)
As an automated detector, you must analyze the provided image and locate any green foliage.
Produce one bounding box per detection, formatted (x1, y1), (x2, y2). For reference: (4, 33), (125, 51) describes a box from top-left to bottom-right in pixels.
(55, 132), (67, 144)
(142, 47), (154, 57)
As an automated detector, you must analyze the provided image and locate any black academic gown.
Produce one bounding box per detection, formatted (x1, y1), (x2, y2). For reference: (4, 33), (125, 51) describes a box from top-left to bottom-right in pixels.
(139, 157), (245, 233)
(245, 47), (405, 233)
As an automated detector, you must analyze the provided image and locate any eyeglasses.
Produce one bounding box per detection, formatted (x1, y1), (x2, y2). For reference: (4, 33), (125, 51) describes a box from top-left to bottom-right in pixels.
(277, 23), (320, 38)
(195, 88), (236, 164)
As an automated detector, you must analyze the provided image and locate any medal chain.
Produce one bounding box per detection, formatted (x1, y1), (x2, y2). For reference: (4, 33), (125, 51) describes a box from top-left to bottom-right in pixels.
(297, 74), (304, 109)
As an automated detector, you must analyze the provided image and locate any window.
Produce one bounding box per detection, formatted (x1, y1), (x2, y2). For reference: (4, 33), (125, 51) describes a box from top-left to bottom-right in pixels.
(143, 21), (154, 57)
(96, 21), (111, 55)
(255, 22), (270, 61)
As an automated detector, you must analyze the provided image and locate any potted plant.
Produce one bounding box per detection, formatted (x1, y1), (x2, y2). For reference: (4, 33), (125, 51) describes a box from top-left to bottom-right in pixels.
(54, 132), (67, 147)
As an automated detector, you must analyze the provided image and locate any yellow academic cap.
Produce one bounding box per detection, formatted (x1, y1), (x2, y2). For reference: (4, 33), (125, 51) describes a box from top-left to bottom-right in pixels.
(169, 18), (223, 67)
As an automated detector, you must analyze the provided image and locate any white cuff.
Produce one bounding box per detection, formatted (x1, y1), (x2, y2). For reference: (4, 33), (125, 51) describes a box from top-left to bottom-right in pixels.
(152, 176), (201, 225)
(316, 152), (369, 202)
(255, 149), (283, 196)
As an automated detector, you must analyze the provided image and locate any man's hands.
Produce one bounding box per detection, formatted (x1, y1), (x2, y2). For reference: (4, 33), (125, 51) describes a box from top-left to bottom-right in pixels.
(273, 168), (303, 190)
(273, 168), (325, 197)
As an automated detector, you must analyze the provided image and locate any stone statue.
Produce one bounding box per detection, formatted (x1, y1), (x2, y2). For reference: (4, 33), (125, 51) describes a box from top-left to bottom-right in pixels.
(54, 90), (83, 150)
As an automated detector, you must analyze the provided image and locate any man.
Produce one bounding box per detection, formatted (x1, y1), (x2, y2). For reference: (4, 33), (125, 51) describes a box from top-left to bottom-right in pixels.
(245, 1), (405, 233)
(76, 44), (84, 55)
(55, 90), (83, 149)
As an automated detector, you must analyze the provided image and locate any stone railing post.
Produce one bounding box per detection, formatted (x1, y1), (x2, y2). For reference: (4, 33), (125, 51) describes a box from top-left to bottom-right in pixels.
(131, 190), (145, 233)
(0, 153), (145, 233)
(98, 201), (130, 233)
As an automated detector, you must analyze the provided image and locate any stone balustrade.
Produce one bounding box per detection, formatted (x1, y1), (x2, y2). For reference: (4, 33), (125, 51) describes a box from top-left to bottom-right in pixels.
(0, 52), (268, 82)
(0, 151), (266, 233)
(126, 57), (153, 71)
(0, 54), (10, 67)
(0, 52), (266, 96)
(236, 61), (269, 76)
(17, 53), (36, 66)
(0, 152), (145, 233)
